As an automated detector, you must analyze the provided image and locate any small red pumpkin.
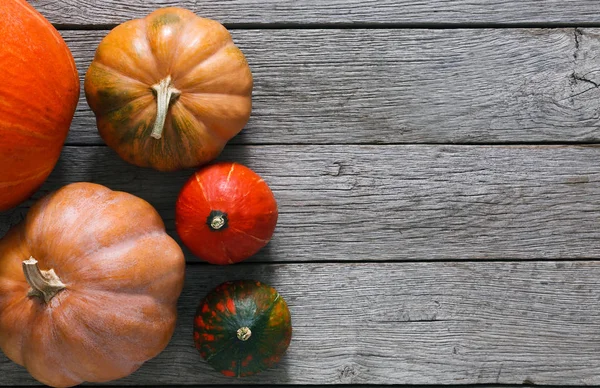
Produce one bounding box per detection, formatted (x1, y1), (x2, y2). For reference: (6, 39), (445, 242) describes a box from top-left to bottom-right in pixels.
(0, 0), (79, 211)
(194, 280), (292, 377)
(175, 162), (277, 265)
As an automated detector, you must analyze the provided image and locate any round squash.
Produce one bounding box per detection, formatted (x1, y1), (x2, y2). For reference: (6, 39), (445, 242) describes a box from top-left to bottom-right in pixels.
(0, 0), (79, 211)
(175, 162), (278, 265)
(194, 280), (292, 377)
(0, 182), (185, 387)
(84, 7), (253, 172)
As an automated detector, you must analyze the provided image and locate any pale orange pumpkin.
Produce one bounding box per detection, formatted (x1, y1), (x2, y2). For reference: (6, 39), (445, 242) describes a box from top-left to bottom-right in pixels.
(0, 182), (185, 387)
(84, 7), (253, 171)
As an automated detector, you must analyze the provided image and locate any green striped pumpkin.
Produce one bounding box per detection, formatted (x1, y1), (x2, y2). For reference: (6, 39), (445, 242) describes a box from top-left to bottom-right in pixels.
(194, 280), (292, 377)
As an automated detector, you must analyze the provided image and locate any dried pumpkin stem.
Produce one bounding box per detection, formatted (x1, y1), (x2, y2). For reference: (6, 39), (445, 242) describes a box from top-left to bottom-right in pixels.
(207, 210), (229, 231)
(22, 257), (66, 304)
(210, 215), (226, 230)
(237, 327), (252, 341)
(150, 75), (181, 140)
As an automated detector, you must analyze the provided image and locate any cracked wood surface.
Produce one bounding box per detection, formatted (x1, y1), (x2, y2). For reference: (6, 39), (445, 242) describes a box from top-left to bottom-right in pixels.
(1, 145), (599, 262)
(33, 0), (600, 25)
(3, 262), (600, 385)
(61, 28), (600, 145)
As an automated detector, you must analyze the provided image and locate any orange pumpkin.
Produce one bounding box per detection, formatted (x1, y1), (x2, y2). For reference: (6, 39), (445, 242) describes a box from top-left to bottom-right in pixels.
(84, 7), (253, 172)
(0, 183), (185, 387)
(0, 0), (79, 211)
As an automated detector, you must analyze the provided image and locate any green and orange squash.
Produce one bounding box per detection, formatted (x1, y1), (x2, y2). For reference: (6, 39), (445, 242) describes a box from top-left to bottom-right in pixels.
(84, 7), (253, 171)
(194, 280), (292, 377)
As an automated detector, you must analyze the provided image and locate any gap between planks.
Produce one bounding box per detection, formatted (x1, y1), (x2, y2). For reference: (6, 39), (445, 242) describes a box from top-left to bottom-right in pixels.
(52, 22), (600, 31)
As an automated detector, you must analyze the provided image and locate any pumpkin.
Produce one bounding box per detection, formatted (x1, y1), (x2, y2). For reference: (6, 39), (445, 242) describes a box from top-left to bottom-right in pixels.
(0, 182), (185, 387)
(0, 0), (79, 211)
(175, 162), (278, 265)
(194, 280), (292, 377)
(84, 7), (253, 172)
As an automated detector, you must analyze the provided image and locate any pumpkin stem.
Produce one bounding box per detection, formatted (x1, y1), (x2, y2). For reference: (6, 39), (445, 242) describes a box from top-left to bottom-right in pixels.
(22, 257), (66, 304)
(150, 75), (181, 140)
(207, 210), (229, 231)
(210, 215), (226, 230)
(237, 327), (252, 341)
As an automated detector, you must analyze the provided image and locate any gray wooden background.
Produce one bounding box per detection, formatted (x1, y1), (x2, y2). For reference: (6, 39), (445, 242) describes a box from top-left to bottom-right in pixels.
(2, 0), (600, 386)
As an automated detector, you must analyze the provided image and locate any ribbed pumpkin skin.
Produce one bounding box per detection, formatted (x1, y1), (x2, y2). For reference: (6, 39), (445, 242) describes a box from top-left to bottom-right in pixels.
(194, 280), (292, 377)
(175, 162), (278, 265)
(84, 7), (253, 171)
(0, 183), (185, 387)
(0, 0), (79, 211)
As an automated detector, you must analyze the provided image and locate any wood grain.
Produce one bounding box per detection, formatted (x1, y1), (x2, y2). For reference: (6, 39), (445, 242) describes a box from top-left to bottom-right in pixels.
(61, 28), (600, 146)
(33, 0), (600, 26)
(3, 262), (600, 385)
(6, 2), (599, 387)
(1, 145), (599, 262)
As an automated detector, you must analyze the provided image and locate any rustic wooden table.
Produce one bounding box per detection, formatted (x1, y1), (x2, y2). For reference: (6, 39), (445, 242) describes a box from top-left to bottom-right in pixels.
(3, 0), (600, 386)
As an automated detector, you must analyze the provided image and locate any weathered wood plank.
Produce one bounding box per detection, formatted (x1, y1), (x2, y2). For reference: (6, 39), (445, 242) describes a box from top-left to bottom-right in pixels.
(2, 262), (600, 385)
(33, 0), (600, 26)
(61, 28), (600, 145)
(1, 145), (599, 262)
